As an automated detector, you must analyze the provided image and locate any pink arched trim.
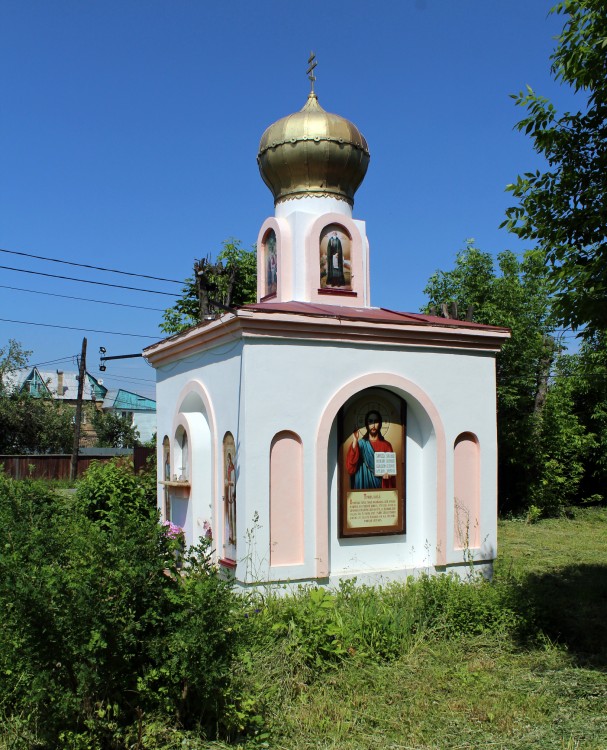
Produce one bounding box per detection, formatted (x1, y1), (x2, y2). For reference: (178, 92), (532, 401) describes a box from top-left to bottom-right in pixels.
(305, 212), (365, 306)
(174, 379), (218, 543)
(314, 373), (447, 577)
(256, 217), (292, 302)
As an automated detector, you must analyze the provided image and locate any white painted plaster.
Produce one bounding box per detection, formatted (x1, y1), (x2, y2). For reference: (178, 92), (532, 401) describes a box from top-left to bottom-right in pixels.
(275, 196), (352, 220)
(153, 330), (500, 585)
(155, 340), (244, 551)
(244, 339), (495, 581)
(354, 220), (370, 307)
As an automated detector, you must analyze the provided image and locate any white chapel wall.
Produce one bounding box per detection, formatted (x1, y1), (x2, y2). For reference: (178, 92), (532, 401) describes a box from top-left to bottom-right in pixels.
(238, 337), (498, 582)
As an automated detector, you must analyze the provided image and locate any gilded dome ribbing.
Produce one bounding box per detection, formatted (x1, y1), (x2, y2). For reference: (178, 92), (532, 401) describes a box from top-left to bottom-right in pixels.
(257, 92), (370, 206)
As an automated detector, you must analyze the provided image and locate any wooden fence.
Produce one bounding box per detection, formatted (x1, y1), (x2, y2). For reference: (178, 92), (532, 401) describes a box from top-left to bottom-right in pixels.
(0, 447), (154, 480)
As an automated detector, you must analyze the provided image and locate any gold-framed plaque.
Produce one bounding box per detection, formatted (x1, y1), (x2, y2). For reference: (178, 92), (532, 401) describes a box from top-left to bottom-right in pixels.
(338, 387), (406, 537)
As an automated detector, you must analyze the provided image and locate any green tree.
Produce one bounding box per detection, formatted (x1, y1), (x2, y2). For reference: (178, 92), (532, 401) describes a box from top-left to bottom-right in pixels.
(0, 339), (75, 454)
(0, 395), (74, 454)
(562, 329), (607, 500)
(0, 339), (30, 395)
(503, 0), (607, 334)
(92, 409), (141, 448)
(161, 239), (257, 335)
(528, 351), (594, 515)
(423, 242), (559, 512)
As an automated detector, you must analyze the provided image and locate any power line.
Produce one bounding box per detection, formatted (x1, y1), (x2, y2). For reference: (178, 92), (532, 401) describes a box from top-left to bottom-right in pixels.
(0, 265), (180, 297)
(100, 372), (156, 390)
(27, 360), (157, 395)
(0, 284), (167, 312)
(31, 355), (78, 368)
(0, 317), (158, 339)
(0, 247), (183, 284)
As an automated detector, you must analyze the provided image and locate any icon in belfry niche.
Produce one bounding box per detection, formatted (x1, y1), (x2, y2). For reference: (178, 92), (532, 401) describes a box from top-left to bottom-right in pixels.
(320, 224), (351, 289)
(265, 229), (277, 296)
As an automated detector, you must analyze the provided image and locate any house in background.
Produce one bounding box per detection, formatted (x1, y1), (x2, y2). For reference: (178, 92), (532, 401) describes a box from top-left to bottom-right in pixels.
(12, 367), (107, 446)
(102, 389), (157, 444)
(15, 367), (106, 403)
(9, 368), (156, 446)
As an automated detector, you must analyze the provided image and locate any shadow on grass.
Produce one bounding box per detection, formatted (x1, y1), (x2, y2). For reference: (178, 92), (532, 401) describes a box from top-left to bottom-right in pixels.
(518, 563), (607, 669)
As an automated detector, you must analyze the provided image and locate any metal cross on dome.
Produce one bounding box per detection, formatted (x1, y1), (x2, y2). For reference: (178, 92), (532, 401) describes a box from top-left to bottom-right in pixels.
(307, 51), (317, 94)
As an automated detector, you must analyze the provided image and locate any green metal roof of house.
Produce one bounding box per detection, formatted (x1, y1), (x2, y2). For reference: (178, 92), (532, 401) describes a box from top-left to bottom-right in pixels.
(102, 388), (156, 411)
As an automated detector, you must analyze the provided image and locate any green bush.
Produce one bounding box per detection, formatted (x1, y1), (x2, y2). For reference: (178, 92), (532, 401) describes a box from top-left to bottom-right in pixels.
(0, 462), (238, 748)
(75, 457), (156, 521)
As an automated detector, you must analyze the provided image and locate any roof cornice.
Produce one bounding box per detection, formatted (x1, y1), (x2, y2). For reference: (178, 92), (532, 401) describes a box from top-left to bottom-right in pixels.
(143, 308), (510, 368)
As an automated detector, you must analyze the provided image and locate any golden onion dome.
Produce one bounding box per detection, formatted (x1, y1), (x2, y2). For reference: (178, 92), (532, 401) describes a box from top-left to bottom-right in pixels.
(257, 91), (370, 206)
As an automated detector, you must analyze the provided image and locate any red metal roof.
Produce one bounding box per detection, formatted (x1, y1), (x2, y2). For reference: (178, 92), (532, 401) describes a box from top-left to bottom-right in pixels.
(240, 301), (509, 332)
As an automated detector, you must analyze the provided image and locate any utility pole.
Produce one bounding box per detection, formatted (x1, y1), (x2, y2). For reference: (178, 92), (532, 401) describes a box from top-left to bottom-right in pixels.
(70, 337), (87, 481)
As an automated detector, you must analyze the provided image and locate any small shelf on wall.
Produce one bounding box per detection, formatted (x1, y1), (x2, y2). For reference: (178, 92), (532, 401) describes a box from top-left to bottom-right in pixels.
(160, 480), (191, 489)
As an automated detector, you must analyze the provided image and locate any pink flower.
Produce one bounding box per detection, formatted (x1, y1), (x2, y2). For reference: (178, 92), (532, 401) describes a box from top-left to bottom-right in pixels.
(162, 520), (184, 539)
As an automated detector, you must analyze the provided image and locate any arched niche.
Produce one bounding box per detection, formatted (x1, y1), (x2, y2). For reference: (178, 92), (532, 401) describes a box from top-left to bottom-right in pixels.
(453, 432), (480, 549)
(270, 431), (304, 567)
(170, 381), (217, 549)
(162, 435), (171, 521)
(174, 425), (189, 481)
(256, 216), (292, 302)
(316, 373), (446, 578)
(162, 435), (171, 475)
(305, 212), (366, 306)
(335, 387), (406, 539)
(319, 223), (353, 291)
(222, 431), (237, 562)
(261, 228), (278, 299)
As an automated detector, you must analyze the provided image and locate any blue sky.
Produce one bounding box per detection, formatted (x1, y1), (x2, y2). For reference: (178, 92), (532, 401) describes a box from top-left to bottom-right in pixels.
(1, 1), (579, 398)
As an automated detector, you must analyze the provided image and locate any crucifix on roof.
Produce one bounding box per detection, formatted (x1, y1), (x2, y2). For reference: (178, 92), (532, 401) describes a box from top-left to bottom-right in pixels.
(307, 51), (317, 94)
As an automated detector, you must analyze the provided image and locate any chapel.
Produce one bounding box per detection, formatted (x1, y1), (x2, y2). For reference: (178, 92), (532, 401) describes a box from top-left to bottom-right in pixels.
(144, 63), (509, 586)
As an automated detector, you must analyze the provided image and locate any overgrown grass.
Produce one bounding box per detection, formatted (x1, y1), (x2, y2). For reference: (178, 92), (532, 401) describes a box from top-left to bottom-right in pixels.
(253, 637), (606, 750)
(225, 508), (607, 749)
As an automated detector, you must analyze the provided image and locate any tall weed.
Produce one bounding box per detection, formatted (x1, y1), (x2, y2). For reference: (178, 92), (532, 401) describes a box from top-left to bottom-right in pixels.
(243, 574), (523, 675)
